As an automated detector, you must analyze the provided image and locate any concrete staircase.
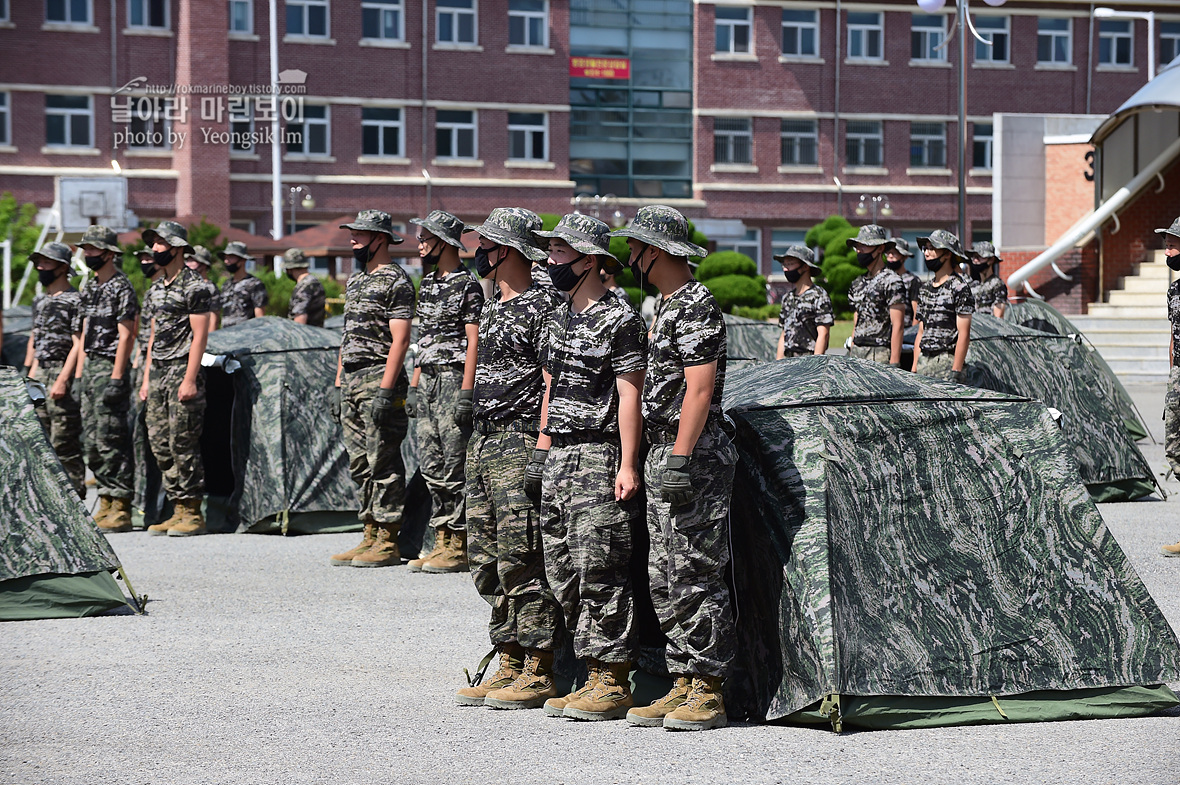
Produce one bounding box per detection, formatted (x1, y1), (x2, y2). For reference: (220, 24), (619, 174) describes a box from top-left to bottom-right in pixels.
(1071, 250), (1172, 384)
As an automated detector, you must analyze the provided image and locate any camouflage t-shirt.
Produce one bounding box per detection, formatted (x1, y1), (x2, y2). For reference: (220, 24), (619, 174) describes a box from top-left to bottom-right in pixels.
(778, 285), (835, 354)
(531, 263), (558, 291)
(643, 280), (727, 430)
(473, 284), (559, 426)
(288, 273), (327, 328)
(609, 286), (632, 308)
(341, 263), (416, 369)
(137, 282), (164, 355)
(1170, 279), (1180, 365)
(220, 274), (269, 328)
(416, 267), (483, 367)
(543, 294), (647, 436)
(31, 288), (82, 362)
(150, 267), (213, 362)
(849, 267), (906, 347)
(917, 277), (975, 354)
(78, 271), (139, 360)
(899, 269), (921, 327)
(971, 275), (1008, 314)
(205, 280), (222, 317)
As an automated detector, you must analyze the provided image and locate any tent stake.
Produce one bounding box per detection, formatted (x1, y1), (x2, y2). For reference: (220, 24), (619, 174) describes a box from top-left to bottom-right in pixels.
(115, 565), (146, 615)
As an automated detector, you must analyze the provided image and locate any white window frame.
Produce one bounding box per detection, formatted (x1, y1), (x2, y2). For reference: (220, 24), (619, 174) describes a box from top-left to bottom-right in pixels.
(973, 15), (1009, 64)
(228, 0), (253, 34)
(127, 97), (172, 149)
(287, 104), (331, 156)
(287, 0), (330, 38)
(435, 109), (477, 160)
(713, 117), (752, 165)
(361, 0), (404, 42)
(715, 5), (752, 55)
(362, 106), (405, 158)
(909, 121), (946, 169)
(45, 94), (93, 148)
(910, 13), (946, 62)
(845, 120), (882, 167)
(714, 228), (762, 267)
(780, 118), (818, 166)
(781, 8), (819, 59)
(128, 0), (168, 29)
(1098, 19), (1133, 67)
(507, 0), (547, 49)
(436, 0), (477, 46)
(45, 0), (91, 25)
(847, 11), (883, 61)
(1037, 17), (1071, 65)
(230, 97), (254, 153)
(0, 92), (10, 147)
(1162, 22), (1180, 67)
(507, 112), (548, 162)
(972, 122), (993, 171)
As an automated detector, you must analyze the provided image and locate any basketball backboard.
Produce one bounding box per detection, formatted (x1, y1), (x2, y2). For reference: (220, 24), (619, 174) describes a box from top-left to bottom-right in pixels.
(57, 177), (130, 232)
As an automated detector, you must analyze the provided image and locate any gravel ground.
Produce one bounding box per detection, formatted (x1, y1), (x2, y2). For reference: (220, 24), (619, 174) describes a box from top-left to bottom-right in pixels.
(2, 385), (1179, 785)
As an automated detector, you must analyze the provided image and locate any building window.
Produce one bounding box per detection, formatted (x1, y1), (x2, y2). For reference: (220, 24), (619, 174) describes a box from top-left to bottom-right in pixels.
(1098, 19), (1133, 67)
(972, 122), (993, 170)
(361, 0), (402, 40)
(910, 122), (946, 168)
(780, 119), (818, 166)
(1037, 18), (1071, 65)
(508, 0), (546, 48)
(230, 98), (253, 152)
(228, 0), (252, 32)
(781, 9), (818, 58)
(713, 117), (752, 165)
(715, 228), (762, 266)
(0, 0), (8, 22)
(910, 14), (946, 61)
(508, 112), (548, 161)
(128, 97), (170, 148)
(286, 104), (330, 155)
(1163, 22), (1180, 66)
(847, 11), (883, 60)
(128, 0), (167, 28)
(362, 107), (403, 157)
(715, 6), (751, 54)
(973, 15), (1009, 63)
(846, 120), (882, 167)
(435, 109), (476, 159)
(437, 0), (476, 45)
(46, 0), (90, 24)
(0, 93), (9, 146)
(287, 0), (328, 37)
(45, 94), (92, 147)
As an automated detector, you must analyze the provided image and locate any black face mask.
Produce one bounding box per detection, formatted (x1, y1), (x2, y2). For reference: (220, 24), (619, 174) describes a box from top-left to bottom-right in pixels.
(969, 262), (989, 281)
(784, 268), (804, 284)
(153, 248), (174, 267)
(856, 251), (876, 268)
(353, 236), (380, 267)
(1168, 254), (1180, 272)
(420, 241), (443, 270)
(38, 268), (60, 286)
(548, 255), (590, 293)
(628, 243), (656, 289)
(224, 261), (241, 274)
(886, 259), (904, 271)
(83, 254), (108, 272)
(286, 270), (297, 282)
(140, 262), (157, 278)
(925, 254), (947, 273)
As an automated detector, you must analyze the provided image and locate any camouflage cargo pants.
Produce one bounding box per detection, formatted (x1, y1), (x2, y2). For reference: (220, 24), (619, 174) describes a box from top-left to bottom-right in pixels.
(915, 351), (955, 381)
(341, 366), (408, 526)
(541, 439), (638, 663)
(467, 428), (560, 651)
(645, 425), (737, 678)
(35, 359), (85, 498)
(848, 345), (891, 363)
(145, 360), (206, 502)
(81, 356), (134, 500)
(415, 365), (468, 532)
(1166, 366), (1180, 472)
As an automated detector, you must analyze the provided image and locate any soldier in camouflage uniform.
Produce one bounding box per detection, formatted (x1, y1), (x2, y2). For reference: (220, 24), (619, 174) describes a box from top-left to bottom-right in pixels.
(76, 226), (139, 532)
(774, 245), (834, 359)
(139, 221), (213, 536)
(885, 238), (921, 328)
(133, 249), (165, 527)
(1159, 219), (1180, 555)
(185, 245), (222, 331)
(846, 225), (905, 365)
(405, 210), (483, 574)
(913, 230), (974, 383)
(219, 241), (268, 327)
(601, 267), (632, 308)
(454, 208), (563, 710)
(526, 213), (647, 721)
(28, 242), (85, 497)
(283, 249), (327, 327)
(968, 241), (1009, 318)
(328, 211), (414, 568)
(611, 205), (736, 732)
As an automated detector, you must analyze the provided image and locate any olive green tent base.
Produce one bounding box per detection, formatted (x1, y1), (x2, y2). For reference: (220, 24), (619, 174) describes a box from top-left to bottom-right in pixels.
(782, 685), (1179, 731)
(244, 510), (363, 535)
(1087, 478), (1158, 504)
(0, 571), (130, 621)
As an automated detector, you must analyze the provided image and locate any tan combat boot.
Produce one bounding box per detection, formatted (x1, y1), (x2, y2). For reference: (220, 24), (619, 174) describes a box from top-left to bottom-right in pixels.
(168, 499), (207, 537)
(564, 660), (633, 721)
(97, 497), (133, 533)
(484, 649), (557, 710)
(456, 644), (525, 706)
(422, 529), (468, 573)
(1161, 541), (1180, 557)
(328, 521), (375, 566)
(626, 675), (691, 727)
(92, 496), (112, 528)
(351, 523), (401, 567)
(146, 500), (185, 536)
(408, 527), (448, 572)
(544, 661), (601, 718)
(663, 675), (727, 731)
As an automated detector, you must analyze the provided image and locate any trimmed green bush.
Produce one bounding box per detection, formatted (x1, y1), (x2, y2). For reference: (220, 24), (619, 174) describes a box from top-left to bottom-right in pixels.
(698, 251), (757, 282)
(704, 274), (768, 312)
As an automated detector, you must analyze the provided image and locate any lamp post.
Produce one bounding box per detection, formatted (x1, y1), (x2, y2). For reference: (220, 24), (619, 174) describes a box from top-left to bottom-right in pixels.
(287, 185), (314, 236)
(573, 193), (627, 228)
(1093, 7), (1156, 82)
(855, 194), (893, 223)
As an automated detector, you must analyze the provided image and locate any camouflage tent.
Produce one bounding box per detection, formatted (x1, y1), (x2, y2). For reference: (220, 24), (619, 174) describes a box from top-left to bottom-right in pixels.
(723, 313), (779, 365)
(1004, 298), (1148, 441)
(1, 305), (32, 367)
(724, 357), (1180, 730)
(0, 367), (133, 620)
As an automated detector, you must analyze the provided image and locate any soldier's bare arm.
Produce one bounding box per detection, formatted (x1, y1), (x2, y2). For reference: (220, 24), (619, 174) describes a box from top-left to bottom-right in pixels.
(140, 318), (155, 402)
(380, 317), (411, 390)
(814, 325), (830, 356)
(775, 329), (786, 360)
(293, 313), (308, 325)
(178, 312), (209, 402)
(953, 314), (971, 373)
(23, 333), (34, 373)
(253, 306), (266, 319)
(912, 323), (924, 373)
(888, 306), (905, 365)
(462, 322), (479, 390)
(673, 361), (717, 457)
(535, 370), (553, 452)
(615, 370), (643, 501)
(992, 302), (1006, 319)
(112, 320), (135, 380)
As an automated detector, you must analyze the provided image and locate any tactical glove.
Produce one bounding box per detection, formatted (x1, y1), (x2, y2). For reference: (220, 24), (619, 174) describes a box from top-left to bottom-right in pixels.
(371, 386), (399, 428)
(456, 389), (474, 429)
(524, 449), (549, 497)
(329, 386), (342, 421)
(103, 376), (129, 407)
(405, 387), (418, 418)
(888, 361), (901, 368)
(661, 454), (695, 506)
(949, 368), (965, 385)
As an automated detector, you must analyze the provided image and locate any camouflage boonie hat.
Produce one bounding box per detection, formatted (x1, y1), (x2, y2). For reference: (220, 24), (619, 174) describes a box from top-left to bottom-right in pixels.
(185, 245), (214, 267)
(30, 241), (73, 267)
(917, 229), (966, 260)
(409, 210), (465, 249)
(1154, 217), (1180, 239)
(608, 205), (707, 258)
(466, 207), (549, 263)
(773, 245), (819, 270)
(846, 224), (895, 250)
(340, 209), (405, 244)
(889, 237), (913, 258)
(536, 213), (613, 257)
(142, 220), (195, 255)
(970, 241), (1001, 262)
(77, 225), (121, 254)
(134, 248), (154, 259)
(220, 240), (253, 261)
(282, 248), (309, 270)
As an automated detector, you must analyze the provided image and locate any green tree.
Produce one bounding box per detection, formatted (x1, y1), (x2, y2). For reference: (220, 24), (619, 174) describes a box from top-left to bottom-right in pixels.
(806, 215), (860, 317)
(0, 192), (49, 306)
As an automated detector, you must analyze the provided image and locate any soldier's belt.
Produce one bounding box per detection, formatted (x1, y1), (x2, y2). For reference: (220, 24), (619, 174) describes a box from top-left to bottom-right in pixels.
(152, 356), (190, 366)
(549, 431), (620, 447)
(418, 363), (465, 376)
(851, 339), (889, 348)
(921, 348), (953, 357)
(342, 359), (383, 373)
(645, 426), (677, 445)
(473, 418), (539, 435)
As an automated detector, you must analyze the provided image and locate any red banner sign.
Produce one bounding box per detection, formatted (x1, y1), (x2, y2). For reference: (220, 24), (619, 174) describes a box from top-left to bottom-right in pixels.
(570, 56), (631, 80)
